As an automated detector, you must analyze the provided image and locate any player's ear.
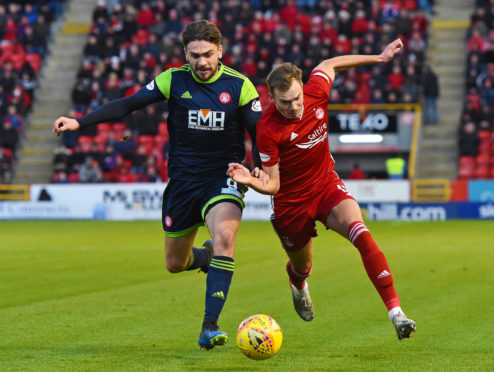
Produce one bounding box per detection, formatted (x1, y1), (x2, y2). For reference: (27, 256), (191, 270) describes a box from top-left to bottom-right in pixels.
(218, 44), (223, 59)
(184, 47), (189, 63)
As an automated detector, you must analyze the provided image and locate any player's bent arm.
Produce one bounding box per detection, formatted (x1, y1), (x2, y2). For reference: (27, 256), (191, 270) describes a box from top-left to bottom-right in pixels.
(227, 163), (280, 195)
(315, 38), (404, 81)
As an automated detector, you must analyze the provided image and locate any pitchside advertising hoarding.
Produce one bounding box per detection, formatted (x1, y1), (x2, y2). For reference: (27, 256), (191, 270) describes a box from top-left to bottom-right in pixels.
(1, 182), (493, 220)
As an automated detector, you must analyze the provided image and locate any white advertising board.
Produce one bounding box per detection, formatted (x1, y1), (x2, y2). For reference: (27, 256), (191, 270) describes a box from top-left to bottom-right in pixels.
(0, 181), (409, 220)
(345, 180), (410, 202)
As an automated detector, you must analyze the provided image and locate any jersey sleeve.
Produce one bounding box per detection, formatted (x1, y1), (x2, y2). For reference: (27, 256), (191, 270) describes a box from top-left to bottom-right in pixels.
(239, 97), (262, 167)
(154, 69), (172, 99)
(256, 121), (279, 167)
(304, 69), (333, 102)
(77, 80), (165, 128)
(239, 78), (259, 106)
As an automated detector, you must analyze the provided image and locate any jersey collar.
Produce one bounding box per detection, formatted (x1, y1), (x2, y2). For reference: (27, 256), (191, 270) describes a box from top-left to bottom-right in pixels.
(190, 62), (224, 84)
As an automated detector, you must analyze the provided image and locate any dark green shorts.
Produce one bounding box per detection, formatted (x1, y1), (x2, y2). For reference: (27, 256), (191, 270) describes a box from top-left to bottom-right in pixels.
(162, 177), (246, 237)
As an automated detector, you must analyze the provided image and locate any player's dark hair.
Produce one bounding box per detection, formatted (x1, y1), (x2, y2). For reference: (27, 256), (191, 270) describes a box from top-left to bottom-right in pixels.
(266, 62), (303, 96)
(181, 20), (222, 47)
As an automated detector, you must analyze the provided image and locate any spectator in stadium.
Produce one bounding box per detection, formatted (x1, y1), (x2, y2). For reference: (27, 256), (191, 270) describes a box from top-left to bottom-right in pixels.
(422, 65), (440, 124)
(5, 105), (23, 133)
(72, 81), (92, 112)
(386, 153), (407, 179)
(78, 156), (104, 183)
(227, 38), (416, 341)
(53, 144), (72, 173)
(143, 163), (162, 183)
(0, 147), (12, 183)
(348, 163), (366, 180)
(0, 118), (19, 151)
(459, 121), (480, 157)
(51, 20), (265, 350)
(53, 171), (70, 184)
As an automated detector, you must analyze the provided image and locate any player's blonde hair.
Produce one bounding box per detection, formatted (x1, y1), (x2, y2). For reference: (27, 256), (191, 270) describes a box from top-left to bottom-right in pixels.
(181, 20), (222, 47)
(266, 62), (303, 96)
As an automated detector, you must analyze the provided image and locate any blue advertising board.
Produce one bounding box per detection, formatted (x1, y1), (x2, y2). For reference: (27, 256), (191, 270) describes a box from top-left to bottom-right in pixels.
(468, 180), (494, 202)
(360, 202), (494, 221)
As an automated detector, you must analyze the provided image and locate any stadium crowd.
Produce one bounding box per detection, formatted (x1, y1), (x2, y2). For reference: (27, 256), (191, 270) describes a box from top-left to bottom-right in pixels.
(458, 0), (494, 179)
(0, 1), (65, 183)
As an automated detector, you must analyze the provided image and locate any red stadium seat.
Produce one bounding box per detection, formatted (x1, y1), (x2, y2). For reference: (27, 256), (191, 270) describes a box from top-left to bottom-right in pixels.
(68, 173), (80, 183)
(11, 51), (26, 70)
(158, 121), (168, 136)
(458, 162), (475, 178)
(459, 156), (475, 166)
(25, 53), (42, 73)
(475, 153), (491, 166)
(113, 122), (127, 139)
(97, 122), (112, 133)
(113, 122), (127, 130)
(137, 135), (155, 155)
(478, 130), (492, 142)
(473, 166), (490, 179)
(155, 135), (168, 148)
(78, 135), (93, 153)
(93, 135), (108, 151)
(478, 141), (491, 155)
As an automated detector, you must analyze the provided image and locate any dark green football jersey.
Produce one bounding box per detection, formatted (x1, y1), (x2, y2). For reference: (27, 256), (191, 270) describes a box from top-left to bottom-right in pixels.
(152, 62), (262, 181)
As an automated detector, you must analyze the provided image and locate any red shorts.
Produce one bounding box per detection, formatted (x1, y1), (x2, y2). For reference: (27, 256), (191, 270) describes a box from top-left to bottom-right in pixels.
(271, 172), (354, 252)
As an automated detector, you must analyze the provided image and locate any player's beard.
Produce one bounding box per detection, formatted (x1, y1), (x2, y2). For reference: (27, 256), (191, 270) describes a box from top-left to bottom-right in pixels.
(193, 61), (219, 81)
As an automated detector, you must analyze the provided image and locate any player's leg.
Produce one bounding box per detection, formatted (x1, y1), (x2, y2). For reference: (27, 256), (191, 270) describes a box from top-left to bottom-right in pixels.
(164, 229), (213, 273)
(325, 198), (416, 339)
(272, 211), (316, 321)
(162, 179), (212, 274)
(198, 201), (242, 349)
(285, 240), (315, 321)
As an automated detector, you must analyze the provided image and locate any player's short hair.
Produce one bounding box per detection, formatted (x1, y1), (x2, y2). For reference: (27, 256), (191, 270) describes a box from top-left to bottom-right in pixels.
(266, 62), (303, 96)
(181, 20), (222, 47)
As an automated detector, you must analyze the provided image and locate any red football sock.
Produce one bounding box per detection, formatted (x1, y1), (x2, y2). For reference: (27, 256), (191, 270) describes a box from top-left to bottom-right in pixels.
(286, 261), (311, 290)
(348, 221), (400, 310)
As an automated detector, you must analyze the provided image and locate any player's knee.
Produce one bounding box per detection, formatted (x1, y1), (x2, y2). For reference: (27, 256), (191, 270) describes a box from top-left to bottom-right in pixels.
(165, 259), (186, 273)
(213, 228), (235, 255)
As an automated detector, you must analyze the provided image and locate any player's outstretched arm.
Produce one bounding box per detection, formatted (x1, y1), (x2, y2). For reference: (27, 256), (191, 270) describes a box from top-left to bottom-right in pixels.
(315, 38), (403, 81)
(52, 85), (165, 137)
(227, 162), (280, 195)
(52, 117), (80, 136)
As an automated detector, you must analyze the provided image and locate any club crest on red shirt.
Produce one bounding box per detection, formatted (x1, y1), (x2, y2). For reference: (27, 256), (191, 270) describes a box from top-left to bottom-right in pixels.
(315, 107), (325, 120)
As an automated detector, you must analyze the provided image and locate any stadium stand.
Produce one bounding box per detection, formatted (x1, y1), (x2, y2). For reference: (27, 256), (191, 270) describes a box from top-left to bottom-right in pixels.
(457, 0), (494, 179)
(0, 1), (66, 184)
(49, 0), (435, 184)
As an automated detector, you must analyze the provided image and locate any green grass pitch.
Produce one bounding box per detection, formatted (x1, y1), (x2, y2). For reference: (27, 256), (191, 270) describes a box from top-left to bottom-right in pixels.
(1, 220), (493, 371)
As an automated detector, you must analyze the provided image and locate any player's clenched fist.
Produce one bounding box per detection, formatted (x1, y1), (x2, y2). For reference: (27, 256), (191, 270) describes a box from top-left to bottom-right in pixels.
(52, 117), (80, 136)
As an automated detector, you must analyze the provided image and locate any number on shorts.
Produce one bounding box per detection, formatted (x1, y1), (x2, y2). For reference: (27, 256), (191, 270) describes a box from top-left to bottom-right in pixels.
(227, 178), (238, 189)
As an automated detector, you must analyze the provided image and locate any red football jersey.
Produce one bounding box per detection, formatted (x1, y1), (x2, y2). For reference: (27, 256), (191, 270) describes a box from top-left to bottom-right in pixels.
(257, 70), (335, 205)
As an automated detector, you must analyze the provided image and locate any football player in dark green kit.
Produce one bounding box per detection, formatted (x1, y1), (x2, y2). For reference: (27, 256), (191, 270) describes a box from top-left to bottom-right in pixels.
(53, 20), (264, 349)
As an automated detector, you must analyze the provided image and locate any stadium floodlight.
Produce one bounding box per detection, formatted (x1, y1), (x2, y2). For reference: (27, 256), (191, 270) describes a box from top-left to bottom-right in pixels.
(338, 134), (384, 143)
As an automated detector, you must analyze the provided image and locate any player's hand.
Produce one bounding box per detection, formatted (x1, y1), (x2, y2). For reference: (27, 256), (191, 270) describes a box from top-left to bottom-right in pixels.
(251, 167), (269, 187)
(52, 117), (80, 136)
(380, 38), (403, 63)
(227, 162), (252, 185)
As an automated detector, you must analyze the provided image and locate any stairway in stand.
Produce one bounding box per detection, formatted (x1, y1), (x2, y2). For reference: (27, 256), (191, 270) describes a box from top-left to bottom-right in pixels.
(14, 0), (97, 184)
(415, 0), (472, 180)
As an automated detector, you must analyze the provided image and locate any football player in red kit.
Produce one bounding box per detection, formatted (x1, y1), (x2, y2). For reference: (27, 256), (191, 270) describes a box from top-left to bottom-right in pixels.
(227, 38), (416, 340)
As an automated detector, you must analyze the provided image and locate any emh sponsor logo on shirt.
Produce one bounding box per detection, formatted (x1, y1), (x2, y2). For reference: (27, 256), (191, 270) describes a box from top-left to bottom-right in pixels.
(188, 109), (225, 131)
